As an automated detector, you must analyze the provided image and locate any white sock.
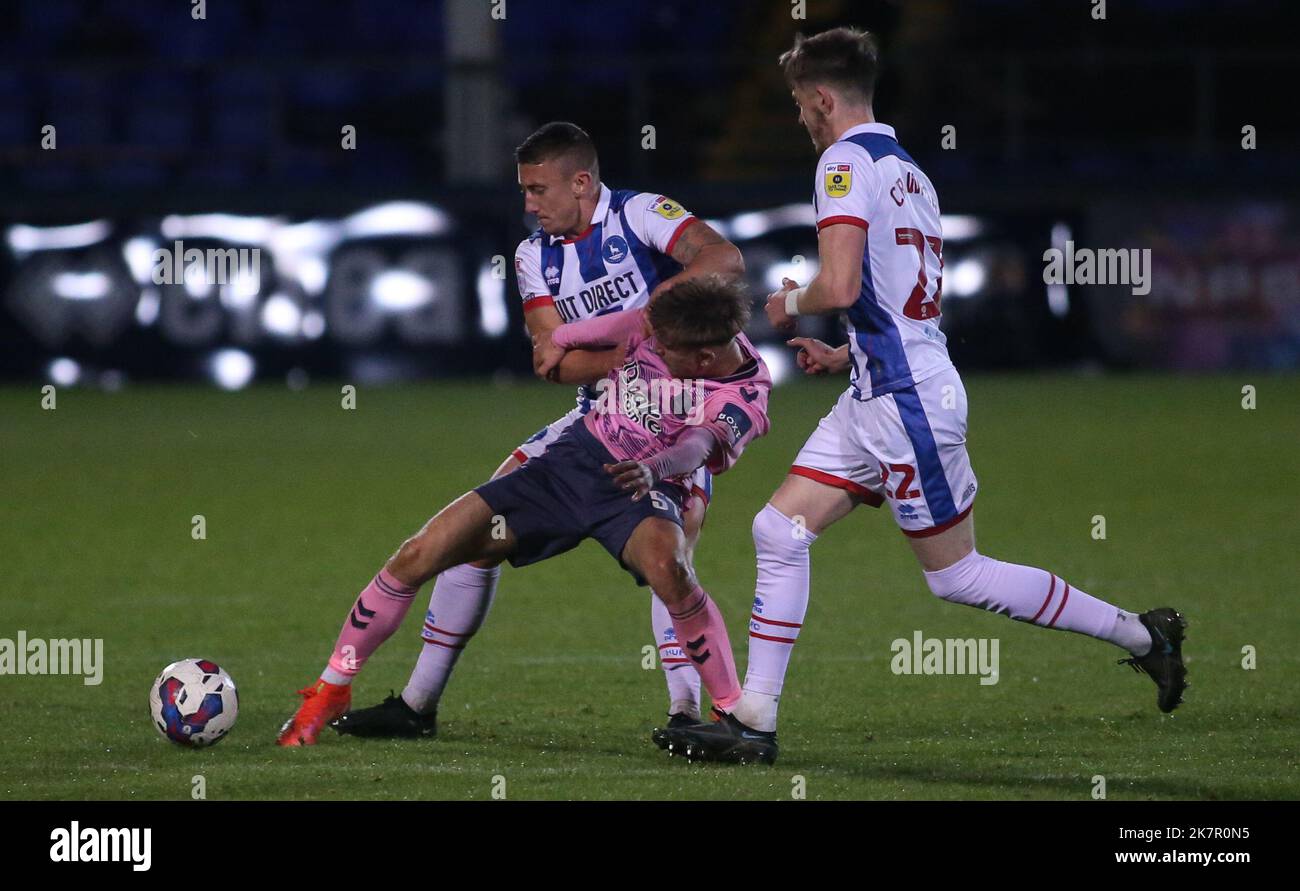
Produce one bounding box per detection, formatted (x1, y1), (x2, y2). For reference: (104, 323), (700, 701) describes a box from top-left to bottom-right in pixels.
(650, 592), (701, 719)
(733, 504), (815, 733)
(400, 563), (499, 714)
(923, 549), (1153, 655)
(320, 667), (351, 685)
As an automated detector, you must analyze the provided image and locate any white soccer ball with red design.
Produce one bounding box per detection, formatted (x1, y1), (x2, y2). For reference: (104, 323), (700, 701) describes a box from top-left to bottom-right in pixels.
(148, 658), (239, 747)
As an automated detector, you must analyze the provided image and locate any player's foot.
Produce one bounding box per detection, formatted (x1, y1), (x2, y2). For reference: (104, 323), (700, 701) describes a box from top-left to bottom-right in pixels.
(1118, 608), (1188, 713)
(650, 712), (700, 750)
(276, 679), (351, 746)
(660, 707), (779, 765)
(332, 692), (438, 739)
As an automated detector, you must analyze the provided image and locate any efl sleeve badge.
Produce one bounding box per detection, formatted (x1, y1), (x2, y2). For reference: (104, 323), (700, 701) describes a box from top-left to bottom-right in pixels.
(651, 196), (686, 220)
(824, 163), (852, 198)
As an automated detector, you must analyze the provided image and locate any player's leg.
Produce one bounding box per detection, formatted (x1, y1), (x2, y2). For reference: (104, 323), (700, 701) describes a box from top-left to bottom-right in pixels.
(725, 472), (866, 734)
(277, 491), (514, 746)
(657, 468), (877, 764)
(370, 409), (584, 733)
(650, 477), (708, 730)
(622, 516), (742, 717)
(884, 370), (1148, 645)
(891, 370), (1186, 712)
(731, 388), (884, 733)
(910, 511), (1186, 710)
(392, 451), (519, 724)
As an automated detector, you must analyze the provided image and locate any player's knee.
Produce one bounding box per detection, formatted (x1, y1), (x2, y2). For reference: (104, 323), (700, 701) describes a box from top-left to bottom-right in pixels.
(390, 532), (439, 585)
(923, 550), (986, 603)
(644, 552), (695, 602)
(752, 503), (812, 555)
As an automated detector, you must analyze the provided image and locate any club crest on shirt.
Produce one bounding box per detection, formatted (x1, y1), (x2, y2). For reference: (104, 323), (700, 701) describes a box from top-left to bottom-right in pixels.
(824, 163), (852, 198)
(602, 235), (629, 263)
(650, 195), (685, 220)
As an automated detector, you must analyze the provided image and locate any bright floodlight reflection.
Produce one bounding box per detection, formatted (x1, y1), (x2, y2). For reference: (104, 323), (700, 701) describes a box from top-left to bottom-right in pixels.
(52, 271), (111, 301)
(209, 349), (255, 390)
(948, 258), (986, 297)
(477, 263), (509, 337)
(261, 294), (302, 336)
(370, 269), (435, 310)
(48, 357), (81, 387)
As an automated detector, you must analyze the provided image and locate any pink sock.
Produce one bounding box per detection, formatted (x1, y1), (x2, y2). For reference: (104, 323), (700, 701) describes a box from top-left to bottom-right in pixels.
(665, 586), (741, 712)
(924, 550), (1152, 654)
(650, 593), (701, 719)
(323, 569), (421, 683)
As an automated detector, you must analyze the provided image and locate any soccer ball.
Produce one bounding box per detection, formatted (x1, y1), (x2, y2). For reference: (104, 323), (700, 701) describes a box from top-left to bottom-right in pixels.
(148, 659), (239, 747)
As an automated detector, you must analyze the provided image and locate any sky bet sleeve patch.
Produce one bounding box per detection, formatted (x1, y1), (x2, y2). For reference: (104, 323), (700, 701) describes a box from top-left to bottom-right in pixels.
(650, 195), (686, 220)
(824, 162), (852, 198)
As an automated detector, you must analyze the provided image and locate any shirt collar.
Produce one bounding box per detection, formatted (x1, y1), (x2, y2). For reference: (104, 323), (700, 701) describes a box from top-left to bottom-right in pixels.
(550, 182), (610, 245)
(835, 122), (896, 143)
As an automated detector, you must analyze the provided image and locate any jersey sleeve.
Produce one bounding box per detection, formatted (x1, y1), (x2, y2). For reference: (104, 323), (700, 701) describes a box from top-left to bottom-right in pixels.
(620, 192), (699, 258)
(695, 384), (771, 475)
(514, 238), (552, 312)
(814, 142), (877, 234)
(622, 312), (649, 353)
(553, 306), (646, 349)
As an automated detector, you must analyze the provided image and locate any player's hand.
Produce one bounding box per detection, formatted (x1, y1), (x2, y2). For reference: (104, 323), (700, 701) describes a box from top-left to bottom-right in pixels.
(765, 277), (799, 332)
(604, 460), (655, 501)
(788, 336), (838, 375)
(532, 330), (567, 382)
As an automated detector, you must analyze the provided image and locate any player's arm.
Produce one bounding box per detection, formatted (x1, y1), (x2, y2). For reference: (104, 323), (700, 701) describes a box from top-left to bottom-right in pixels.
(649, 220), (745, 299)
(764, 222), (866, 329)
(606, 427), (717, 501)
(626, 194), (744, 299)
(516, 240), (621, 385)
(525, 303), (625, 385)
(534, 306), (647, 381)
(611, 389), (770, 496)
(788, 336), (851, 375)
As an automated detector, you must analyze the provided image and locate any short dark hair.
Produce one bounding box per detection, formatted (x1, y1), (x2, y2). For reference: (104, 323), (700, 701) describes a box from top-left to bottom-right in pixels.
(778, 27), (880, 103)
(647, 275), (751, 349)
(514, 121), (599, 176)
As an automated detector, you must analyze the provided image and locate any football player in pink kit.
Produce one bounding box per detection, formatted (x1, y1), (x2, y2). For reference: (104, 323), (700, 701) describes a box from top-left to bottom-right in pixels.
(661, 28), (1187, 765)
(277, 277), (771, 748)
(319, 123), (742, 744)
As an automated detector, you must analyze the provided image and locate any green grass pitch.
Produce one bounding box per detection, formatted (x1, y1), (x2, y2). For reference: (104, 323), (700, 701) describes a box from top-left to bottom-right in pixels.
(1, 373), (1297, 800)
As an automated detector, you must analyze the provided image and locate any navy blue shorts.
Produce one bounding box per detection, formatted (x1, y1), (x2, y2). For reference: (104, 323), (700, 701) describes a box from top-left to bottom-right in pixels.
(474, 421), (686, 585)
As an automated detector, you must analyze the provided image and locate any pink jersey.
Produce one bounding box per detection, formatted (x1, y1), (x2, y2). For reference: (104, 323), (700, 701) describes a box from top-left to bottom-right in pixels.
(580, 310), (771, 483)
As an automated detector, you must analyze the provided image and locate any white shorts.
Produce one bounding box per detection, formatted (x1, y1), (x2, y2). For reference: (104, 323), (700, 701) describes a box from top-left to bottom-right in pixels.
(512, 405), (713, 506)
(790, 367), (976, 536)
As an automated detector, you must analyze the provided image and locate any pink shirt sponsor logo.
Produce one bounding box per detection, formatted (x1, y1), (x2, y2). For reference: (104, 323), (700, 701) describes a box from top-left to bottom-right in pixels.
(584, 324), (772, 482)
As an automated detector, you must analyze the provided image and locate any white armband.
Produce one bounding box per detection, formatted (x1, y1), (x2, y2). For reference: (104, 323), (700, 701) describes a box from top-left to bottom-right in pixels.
(784, 287), (806, 317)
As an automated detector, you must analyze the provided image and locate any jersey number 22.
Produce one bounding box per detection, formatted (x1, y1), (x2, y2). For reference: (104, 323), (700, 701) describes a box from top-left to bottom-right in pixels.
(895, 227), (943, 321)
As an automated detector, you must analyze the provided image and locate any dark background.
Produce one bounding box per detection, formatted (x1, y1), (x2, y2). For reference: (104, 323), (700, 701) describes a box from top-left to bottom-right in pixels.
(1, 0), (1296, 389)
